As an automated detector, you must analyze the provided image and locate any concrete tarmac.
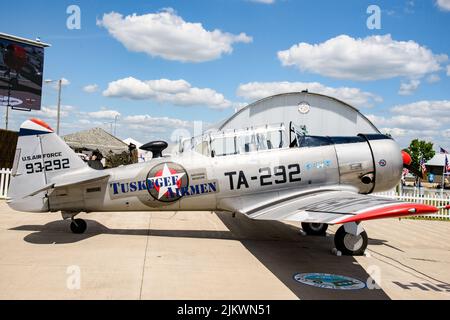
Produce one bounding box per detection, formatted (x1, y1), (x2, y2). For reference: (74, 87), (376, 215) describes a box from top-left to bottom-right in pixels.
(0, 201), (449, 300)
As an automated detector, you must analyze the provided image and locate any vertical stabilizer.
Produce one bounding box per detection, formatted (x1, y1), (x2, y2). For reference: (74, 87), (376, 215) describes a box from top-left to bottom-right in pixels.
(7, 118), (87, 212)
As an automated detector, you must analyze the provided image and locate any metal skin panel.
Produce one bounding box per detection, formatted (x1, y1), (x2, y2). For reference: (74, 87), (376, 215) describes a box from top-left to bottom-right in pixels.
(49, 146), (340, 213)
(333, 142), (374, 194)
(212, 146), (337, 198)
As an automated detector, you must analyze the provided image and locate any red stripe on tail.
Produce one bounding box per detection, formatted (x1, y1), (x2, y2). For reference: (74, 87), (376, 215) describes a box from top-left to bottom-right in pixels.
(30, 118), (53, 132)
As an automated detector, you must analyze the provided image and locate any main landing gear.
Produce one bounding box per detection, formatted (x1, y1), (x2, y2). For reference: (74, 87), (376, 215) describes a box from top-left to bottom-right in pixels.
(62, 211), (87, 234)
(301, 222), (368, 256)
(301, 222), (328, 236)
(334, 223), (368, 256)
(70, 219), (87, 234)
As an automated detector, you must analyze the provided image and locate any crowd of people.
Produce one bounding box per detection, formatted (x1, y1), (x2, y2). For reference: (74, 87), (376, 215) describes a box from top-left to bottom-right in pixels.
(76, 143), (138, 170)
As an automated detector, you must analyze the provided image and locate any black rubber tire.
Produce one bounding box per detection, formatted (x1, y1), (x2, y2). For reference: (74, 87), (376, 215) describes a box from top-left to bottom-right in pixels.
(70, 219), (87, 234)
(334, 225), (368, 256)
(301, 222), (328, 236)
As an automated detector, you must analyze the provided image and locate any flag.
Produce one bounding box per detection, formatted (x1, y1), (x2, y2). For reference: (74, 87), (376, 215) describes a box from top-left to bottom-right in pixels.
(445, 154), (450, 174)
(420, 158), (427, 179)
(440, 146), (448, 154)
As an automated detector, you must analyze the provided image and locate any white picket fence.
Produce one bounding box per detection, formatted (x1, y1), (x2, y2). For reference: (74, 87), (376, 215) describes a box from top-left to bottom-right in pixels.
(375, 190), (450, 220)
(0, 168), (12, 200)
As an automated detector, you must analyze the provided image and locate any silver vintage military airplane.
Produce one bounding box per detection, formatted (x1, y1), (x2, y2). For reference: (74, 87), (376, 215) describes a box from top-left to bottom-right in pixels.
(7, 118), (447, 255)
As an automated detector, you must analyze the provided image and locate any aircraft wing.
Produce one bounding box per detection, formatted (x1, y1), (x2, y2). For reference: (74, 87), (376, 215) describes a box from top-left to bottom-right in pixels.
(218, 187), (438, 224)
(27, 169), (110, 197)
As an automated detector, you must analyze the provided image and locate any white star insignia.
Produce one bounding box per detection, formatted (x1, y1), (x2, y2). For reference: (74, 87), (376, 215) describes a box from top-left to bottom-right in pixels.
(148, 164), (185, 199)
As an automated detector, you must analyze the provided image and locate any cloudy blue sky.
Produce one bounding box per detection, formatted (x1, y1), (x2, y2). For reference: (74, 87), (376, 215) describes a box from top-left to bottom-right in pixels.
(1, 0), (449, 149)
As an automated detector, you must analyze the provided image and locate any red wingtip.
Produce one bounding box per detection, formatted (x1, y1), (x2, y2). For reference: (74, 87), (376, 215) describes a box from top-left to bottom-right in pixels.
(338, 203), (439, 224)
(30, 118), (53, 132)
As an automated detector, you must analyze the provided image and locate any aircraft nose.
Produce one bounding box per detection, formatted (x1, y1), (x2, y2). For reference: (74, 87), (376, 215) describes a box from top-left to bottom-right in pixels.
(402, 151), (412, 166)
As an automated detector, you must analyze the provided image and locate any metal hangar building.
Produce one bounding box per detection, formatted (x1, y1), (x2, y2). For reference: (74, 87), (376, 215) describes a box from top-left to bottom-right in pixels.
(216, 92), (380, 136)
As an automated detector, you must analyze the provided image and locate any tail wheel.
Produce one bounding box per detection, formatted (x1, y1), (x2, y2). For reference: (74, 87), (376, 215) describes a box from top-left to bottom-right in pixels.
(334, 225), (368, 256)
(70, 219), (87, 234)
(301, 222), (328, 236)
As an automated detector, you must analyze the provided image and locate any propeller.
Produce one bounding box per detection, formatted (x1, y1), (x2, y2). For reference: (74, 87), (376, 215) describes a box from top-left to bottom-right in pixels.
(401, 150), (423, 177)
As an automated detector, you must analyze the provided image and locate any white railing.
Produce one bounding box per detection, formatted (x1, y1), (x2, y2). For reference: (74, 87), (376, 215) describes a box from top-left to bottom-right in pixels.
(375, 190), (450, 220)
(0, 168), (12, 200)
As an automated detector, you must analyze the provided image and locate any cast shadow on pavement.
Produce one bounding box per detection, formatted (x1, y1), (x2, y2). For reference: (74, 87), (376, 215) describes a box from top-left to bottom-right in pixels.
(10, 213), (391, 300)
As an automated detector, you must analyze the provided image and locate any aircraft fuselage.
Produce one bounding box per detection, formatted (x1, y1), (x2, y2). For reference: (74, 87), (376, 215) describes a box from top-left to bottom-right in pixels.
(46, 135), (402, 214)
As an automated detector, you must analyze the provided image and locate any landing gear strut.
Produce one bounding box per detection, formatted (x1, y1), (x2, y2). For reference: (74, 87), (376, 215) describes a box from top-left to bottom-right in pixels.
(301, 222), (328, 236)
(62, 211), (87, 234)
(334, 223), (368, 256)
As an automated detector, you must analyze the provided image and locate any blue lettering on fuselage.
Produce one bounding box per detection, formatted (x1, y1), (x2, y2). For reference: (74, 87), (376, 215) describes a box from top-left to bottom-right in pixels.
(110, 180), (148, 195)
(305, 160), (332, 170)
(110, 180), (218, 198)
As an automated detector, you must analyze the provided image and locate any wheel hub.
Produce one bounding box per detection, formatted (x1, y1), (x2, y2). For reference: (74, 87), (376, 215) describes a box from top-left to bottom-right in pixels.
(310, 223), (324, 231)
(343, 233), (363, 251)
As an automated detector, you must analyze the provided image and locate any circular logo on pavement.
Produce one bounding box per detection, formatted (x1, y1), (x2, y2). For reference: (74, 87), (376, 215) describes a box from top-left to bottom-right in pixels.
(146, 162), (189, 202)
(293, 273), (366, 290)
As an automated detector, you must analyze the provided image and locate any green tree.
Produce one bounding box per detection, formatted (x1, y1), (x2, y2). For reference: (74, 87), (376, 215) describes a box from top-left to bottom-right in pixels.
(403, 139), (435, 177)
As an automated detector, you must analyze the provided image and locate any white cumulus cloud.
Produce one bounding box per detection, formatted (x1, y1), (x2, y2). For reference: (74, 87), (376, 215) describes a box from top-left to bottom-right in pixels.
(236, 81), (382, 108)
(367, 100), (450, 147)
(122, 114), (200, 143)
(32, 105), (74, 119)
(83, 84), (99, 93)
(103, 77), (232, 109)
(447, 65), (450, 76)
(391, 100), (450, 118)
(436, 0), (450, 11)
(277, 34), (448, 81)
(60, 78), (70, 86)
(97, 9), (252, 62)
(85, 108), (121, 120)
(124, 115), (191, 128)
(46, 78), (70, 89)
(426, 74), (441, 83)
(398, 79), (420, 95)
(367, 114), (437, 130)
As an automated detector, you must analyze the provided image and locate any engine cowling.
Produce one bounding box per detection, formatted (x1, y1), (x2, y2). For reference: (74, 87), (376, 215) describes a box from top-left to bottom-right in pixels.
(358, 134), (403, 193)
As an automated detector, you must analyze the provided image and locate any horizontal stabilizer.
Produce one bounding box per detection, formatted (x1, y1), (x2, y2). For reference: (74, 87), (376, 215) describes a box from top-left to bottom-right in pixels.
(26, 168), (110, 197)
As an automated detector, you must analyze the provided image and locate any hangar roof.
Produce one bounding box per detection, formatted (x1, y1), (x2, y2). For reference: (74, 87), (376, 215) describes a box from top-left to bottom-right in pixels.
(215, 92), (380, 136)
